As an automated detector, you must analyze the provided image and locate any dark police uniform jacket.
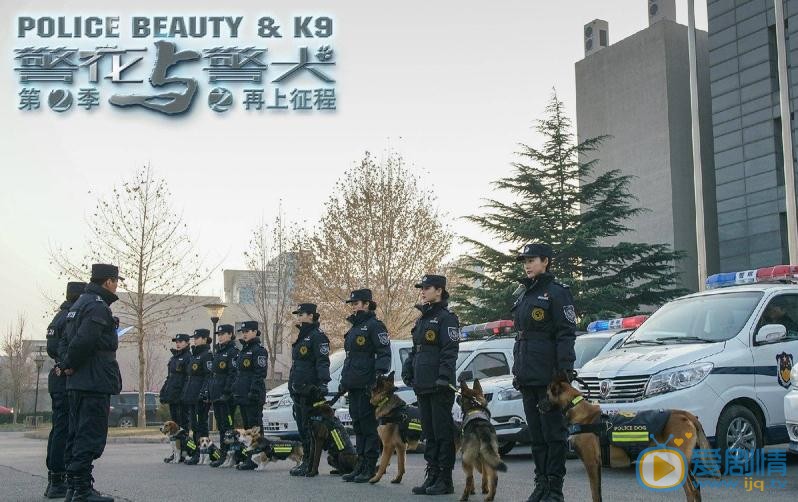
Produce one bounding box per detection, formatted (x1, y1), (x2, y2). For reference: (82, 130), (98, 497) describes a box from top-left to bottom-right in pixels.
(232, 338), (268, 404)
(402, 302), (459, 395)
(340, 311), (391, 391)
(46, 300), (73, 395)
(511, 272), (577, 387)
(159, 347), (191, 404)
(208, 340), (239, 402)
(181, 344), (213, 403)
(62, 283), (122, 395)
(288, 322), (331, 393)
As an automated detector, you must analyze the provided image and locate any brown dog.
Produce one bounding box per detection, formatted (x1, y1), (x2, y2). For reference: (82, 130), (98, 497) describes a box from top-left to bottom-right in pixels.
(458, 379), (507, 502)
(369, 371), (423, 484)
(239, 426), (304, 471)
(298, 384), (358, 477)
(547, 376), (718, 502)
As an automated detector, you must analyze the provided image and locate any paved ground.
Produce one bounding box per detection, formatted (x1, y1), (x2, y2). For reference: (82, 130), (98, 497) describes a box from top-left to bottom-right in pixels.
(1, 432), (796, 501)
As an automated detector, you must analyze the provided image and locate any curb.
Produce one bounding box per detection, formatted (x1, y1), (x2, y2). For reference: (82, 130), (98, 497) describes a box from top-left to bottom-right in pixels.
(24, 431), (166, 444)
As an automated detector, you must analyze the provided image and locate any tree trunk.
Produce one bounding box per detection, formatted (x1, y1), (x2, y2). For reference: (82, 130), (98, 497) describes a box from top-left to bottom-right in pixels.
(137, 317), (146, 428)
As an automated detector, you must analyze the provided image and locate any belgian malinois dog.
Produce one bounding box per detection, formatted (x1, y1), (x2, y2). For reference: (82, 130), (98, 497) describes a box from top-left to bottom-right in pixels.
(368, 370), (422, 484)
(458, 379), (507, 502)
(298, 384), (358, 477)
(547, 375), (718, 502)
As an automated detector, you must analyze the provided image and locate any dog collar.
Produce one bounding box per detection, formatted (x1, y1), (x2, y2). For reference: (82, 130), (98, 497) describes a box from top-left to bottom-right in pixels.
(563, 395), (584, 413)
(312, 400), (327, 408)
(376, 397), (389, 407)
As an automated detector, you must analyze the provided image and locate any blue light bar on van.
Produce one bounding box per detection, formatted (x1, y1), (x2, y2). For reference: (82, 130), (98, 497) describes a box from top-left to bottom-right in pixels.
(705, 265), (798, 289)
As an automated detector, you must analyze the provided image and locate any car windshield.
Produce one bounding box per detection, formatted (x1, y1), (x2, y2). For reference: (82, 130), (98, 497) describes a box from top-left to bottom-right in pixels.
(626, 291), (763, 344)
(329, 350), (346, 373)
(456, 350), (473, 370)
(574, 336), (611, 368)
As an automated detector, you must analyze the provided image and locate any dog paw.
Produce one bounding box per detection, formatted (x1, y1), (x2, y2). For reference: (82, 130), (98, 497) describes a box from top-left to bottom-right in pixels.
(459, 496), (469, 502)
(368, 477), (379, 484)
(390, 477), (402, 484)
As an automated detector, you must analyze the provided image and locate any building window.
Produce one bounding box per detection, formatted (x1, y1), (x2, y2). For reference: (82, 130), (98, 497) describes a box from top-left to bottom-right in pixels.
(599, 29), (608, 47)
(238, 287), (255, 304)
(780, 212), (789, 263)
(774, 118), (785, 187)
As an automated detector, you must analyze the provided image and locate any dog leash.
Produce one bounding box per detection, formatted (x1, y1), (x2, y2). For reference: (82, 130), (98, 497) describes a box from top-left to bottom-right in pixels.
(326, 391), (344, 407)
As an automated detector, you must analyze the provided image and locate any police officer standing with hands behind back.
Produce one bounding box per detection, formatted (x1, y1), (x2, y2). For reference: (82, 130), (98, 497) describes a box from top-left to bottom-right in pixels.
(340, 289), (391, 483)
(208, 324), (239, 468)
(232, 321), (268, 469)
(181, 329), (213, 465)
(511, 244), (577, 502)
(159, 333), (191, 462)
(287, 303), (331, 477)
(402, 275), (459, 496)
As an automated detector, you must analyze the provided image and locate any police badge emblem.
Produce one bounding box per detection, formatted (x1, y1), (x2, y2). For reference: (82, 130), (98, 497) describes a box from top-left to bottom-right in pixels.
(299, 346), (309, 356)
(777, 352), (794, 389)
(219, 361), (227, 370)
(319, 343), (330, 355)
(425, 330), (436, 342)
(532, 308), (545, 321)
(448, 326), (459, 342)
(563, 305), (576, 324)
(356, 335), (366, 346)
(243, 359), (251, 368)
(258, 356), (267, 367)
(378, 332), (390, 345)
(192, 363), (199, 371)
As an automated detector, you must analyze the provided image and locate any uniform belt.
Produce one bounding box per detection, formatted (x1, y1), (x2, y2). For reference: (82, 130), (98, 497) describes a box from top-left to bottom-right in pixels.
(95, 350), (116, 360)
(517, 331), (549, 340)
(414, 345), (440, 352)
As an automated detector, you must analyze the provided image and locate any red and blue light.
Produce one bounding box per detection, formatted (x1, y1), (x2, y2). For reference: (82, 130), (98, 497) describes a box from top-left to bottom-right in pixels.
(705, 265), (798, 289)
(586, 315), (648, 333)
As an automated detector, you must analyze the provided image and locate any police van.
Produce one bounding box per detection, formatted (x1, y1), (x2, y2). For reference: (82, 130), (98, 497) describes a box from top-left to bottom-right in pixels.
(577, 265), (798, 459)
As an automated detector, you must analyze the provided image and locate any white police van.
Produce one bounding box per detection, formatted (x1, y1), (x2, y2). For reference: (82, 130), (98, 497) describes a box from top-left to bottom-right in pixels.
(578, 265), (798, 459)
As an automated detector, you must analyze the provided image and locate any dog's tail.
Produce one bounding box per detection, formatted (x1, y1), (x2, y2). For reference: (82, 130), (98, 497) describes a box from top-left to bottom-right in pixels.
(690, 413), (720, 479)
(481, 440), (508, 472)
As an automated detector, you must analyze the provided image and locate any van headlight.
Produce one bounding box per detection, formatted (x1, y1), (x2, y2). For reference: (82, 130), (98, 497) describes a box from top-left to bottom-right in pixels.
(497, 387), (522, 401)
(277, 395), (293, 408)
(645, 362), (713, 397)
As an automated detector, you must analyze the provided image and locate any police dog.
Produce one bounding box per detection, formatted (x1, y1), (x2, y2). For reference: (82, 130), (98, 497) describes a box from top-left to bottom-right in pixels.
(160, 421), (189, 464)
(239, 426), (304, 471)
(298, 384), (358, 477)
(458, 379), (507, 502)
(547, 375), (717, 502)
(219, 429), (248, 468)
(368, 371), (421, 484)
(198, 437), (222, 466)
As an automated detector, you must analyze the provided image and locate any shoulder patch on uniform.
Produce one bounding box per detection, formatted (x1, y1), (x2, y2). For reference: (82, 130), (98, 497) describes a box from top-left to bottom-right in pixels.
(46, 328), (55, 337)
(319, 343), (330, 355)
(448, 326), (459, 342)
(563, 305), (576, 324)
(206, 360), (213, 371)
(67, 311), (77, 319)
(377, 332), (390, 346)
(95, 295), (104, 302)
(257, 355), (267, 367)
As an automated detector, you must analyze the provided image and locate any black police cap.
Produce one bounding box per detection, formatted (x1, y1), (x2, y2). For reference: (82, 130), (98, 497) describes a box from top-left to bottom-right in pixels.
(414, 275), (447, 289)
(516, 243), (553, 261)
(171, 333), (190, 343)
(237, 320), (259, 333)
(66, 281), (86, 299)
(215, 324), (235, 335)
(192, 329), (211, 339)
(345, 289), (373, 304)
(292, 303), (317, 315)
(91, 263), (124, 281)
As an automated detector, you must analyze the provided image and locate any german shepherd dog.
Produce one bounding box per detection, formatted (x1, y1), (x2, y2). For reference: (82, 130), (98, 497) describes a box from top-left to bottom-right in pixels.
(239, 426), (304, 471)
(368, 371), (422, 484)
(458, 380), (507, 502)
(547, 375), (718, 502)
(297, 384), (358, 477)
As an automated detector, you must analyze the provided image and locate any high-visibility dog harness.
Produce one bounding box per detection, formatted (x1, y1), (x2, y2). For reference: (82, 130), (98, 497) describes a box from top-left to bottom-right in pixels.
(377, 401), (423, 443)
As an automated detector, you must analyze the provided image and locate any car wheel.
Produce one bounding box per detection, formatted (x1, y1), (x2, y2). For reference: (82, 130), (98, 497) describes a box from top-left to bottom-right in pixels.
(716, 405), (762, 473)
(117, 415), (136, 428)
(498, 441), (515, 456)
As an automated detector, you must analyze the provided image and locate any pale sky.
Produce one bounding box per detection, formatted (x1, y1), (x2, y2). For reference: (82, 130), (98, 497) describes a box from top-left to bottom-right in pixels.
(0, 0), (708, 337)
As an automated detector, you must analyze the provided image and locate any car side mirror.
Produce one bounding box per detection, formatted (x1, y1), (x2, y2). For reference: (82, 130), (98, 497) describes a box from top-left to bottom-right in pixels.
(755, 324), (786, 344)
(458, 370), (473, 383)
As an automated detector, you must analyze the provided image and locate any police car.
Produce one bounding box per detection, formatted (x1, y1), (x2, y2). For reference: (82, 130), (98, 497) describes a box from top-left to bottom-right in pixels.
(785, 361), (798, 454)
(262, 340), (414, 438)
(577, 265), (798, 460)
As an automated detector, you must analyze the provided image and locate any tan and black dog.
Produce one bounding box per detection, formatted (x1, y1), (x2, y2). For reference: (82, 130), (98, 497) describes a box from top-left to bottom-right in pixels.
(159, 421), (196, 464)
(458, 379), (507, 502)
(368, 371), (423, 484)
(297, 384), (358, 477)
(547, 375), (718, 502)
(239, 426), (304, 471)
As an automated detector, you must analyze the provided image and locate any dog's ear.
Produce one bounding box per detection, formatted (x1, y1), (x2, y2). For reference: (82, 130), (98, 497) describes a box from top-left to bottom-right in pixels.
(473, 379), (483, 395)
(460, 379), (468, 392)
(387, 370), (395, 381)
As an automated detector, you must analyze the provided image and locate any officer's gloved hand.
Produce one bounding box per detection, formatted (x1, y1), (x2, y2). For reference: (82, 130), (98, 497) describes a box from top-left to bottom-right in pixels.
(512, 376), (520, 391)
(337, 383), (348, 395)
(556, 369), (577, 383)
(434, 378), (451, 392)
(247, 391), (259, 402)
(537, 396), (554, 414)
(221, 392), (232, 401)
(318, 384), (329, 396)
(402, 376), (413, 388)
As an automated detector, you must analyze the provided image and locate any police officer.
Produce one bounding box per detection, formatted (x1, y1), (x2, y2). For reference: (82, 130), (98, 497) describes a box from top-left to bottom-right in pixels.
(232, 320), (268, 470)
(402, 275), (459, 496)
(287, 303), (331, 477)
(159, 333), (191, 462)
(340, 289), (391, 483)
(61, 264), (123, 502)
(511, 244), (576, 502)
(182, 329), (213, 465)
(43, 281), (85, 499)
(208, 324), (239, 468)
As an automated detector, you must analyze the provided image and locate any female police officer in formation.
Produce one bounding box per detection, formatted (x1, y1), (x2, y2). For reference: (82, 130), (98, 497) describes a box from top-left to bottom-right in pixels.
(402, 275), (459, 496)
(511, 243), (577, 502)
(181, 329), (213, 465)
(159, 333), (191, 463)
(208, 324), (239, 468)
(339, 289), (391, 483)
(287, 303), (331, 477)
(232, 321), (268, 467)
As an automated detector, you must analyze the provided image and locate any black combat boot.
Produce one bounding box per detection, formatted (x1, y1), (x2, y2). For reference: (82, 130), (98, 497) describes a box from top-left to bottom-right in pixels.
(44, 471), (53, 497)
(163, 452), (175, 463)
(353, 460), (376, 483)
(183, 452), (200, 465)
(64, 472), (76, 502)
(236, 458), (257, 470)
(425, 468), (454, 495)
(412, 466), (438, 495)
(45, 472), (67, 498)
(541, 475), (564, 502)
(71, 473), (114, 502)
(526, 476), (549, 502)
(342, 457), (364, 482)
(291, 439), (311, 476)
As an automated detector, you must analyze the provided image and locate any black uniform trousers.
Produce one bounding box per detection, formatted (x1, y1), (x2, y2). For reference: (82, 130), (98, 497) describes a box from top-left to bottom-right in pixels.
(417, 389), (457, 471)
(212, 399), (236, 446)
(291, 395), (312, 447)
(521, 385), (568, 479)
(66, 391), (110, 475)
(348, 388), (379, 462)
(46, 391), (69, 473)
(168, 403), (190, 431)
(240, 400), (263, 431)
(188, 402), (211, 443)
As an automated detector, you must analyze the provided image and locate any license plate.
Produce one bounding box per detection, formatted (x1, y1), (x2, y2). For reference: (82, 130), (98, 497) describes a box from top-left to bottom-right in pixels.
(339, 411), (351, 423)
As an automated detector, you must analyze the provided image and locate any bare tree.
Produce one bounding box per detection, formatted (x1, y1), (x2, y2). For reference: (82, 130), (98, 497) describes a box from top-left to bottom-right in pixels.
(292, 151), (453, 346)
(242, 208), (296, 380)
(50, 165), (215, 428)
(0, 315), (34, 423)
